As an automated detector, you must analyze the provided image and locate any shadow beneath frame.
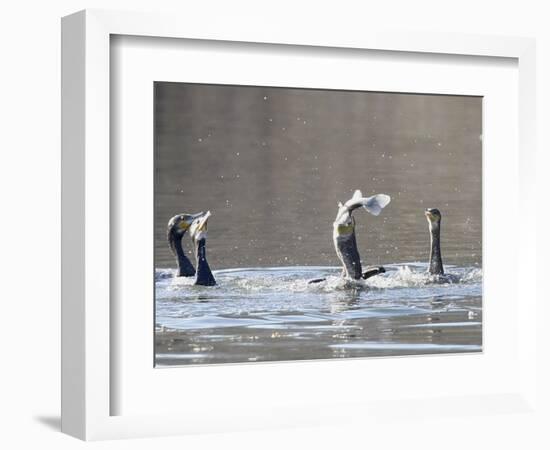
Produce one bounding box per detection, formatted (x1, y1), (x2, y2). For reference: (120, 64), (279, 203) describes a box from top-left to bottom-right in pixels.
(34, 415), (61, 431)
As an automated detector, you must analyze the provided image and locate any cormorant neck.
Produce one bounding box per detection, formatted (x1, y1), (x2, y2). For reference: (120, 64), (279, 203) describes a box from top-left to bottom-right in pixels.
(169, 231), (195, 277)
(194, 238), (216, 286)
(428, 221), (444, 275)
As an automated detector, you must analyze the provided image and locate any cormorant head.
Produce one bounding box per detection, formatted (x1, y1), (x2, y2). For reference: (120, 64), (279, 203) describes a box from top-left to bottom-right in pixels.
(167, 212), (205, 238)
(189, 210), (211, 243)
(425, 208), (442, 224)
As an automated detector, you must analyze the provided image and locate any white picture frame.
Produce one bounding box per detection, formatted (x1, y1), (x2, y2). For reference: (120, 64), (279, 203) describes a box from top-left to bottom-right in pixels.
(61, 9), (537, 441)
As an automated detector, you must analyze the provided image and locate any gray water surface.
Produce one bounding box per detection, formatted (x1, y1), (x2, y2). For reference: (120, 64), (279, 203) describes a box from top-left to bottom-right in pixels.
(155, 264), (481, 365)
(154, 83), (482, 366)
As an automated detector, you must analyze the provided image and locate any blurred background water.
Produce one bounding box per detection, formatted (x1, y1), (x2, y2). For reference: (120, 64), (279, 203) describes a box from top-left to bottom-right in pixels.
(154, 83), (482, 365)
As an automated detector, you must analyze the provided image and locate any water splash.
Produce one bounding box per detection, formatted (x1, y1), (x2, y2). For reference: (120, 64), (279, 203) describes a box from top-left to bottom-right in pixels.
(155, 264), (482, 365)
(365, 264), (482, 289)
(156, 263), (482, 297)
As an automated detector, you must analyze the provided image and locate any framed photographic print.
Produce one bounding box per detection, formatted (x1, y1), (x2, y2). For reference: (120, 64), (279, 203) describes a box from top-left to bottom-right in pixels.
(62, 9), (538, 441)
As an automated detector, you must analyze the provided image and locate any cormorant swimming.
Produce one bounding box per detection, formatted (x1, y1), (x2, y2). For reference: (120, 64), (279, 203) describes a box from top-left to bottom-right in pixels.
(425, 208), (444, 275)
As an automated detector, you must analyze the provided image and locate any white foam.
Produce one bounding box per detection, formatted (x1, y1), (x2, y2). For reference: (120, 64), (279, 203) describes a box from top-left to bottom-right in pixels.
(155, 264), (482, 302)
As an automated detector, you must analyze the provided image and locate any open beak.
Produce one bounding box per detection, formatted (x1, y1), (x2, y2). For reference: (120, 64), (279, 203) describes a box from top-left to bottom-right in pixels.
(189, 211), (205, 221)
(193, 210), (211, 232)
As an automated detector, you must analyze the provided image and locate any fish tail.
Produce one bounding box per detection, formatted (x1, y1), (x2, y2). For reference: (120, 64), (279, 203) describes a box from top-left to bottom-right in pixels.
(345, 190), (391, 216)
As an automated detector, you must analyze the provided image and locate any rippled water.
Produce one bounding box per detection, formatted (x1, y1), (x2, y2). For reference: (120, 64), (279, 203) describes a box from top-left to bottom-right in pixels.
(155, 264), (482, 365)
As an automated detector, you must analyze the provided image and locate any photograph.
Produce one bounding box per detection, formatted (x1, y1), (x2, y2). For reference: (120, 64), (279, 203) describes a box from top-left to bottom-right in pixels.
(154, 82), (483, 366)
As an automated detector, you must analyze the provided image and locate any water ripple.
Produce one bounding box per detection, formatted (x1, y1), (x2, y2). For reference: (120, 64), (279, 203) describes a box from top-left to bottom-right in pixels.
(155, 264), (482, 365)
